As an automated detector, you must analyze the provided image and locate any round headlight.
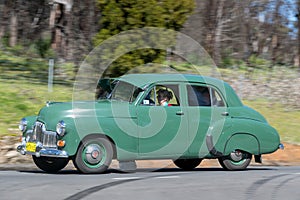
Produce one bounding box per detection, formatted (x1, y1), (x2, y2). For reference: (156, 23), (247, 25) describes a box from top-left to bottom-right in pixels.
(19, 118), (27, 132)
(56, 120), (66, 136)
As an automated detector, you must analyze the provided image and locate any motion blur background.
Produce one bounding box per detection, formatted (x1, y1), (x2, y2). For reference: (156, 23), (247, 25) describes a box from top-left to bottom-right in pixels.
(0, 0), (299, 147)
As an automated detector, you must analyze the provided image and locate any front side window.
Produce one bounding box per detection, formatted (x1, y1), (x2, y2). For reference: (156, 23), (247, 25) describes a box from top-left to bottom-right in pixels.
(141, 84), (180, 106)
(110, 81), (142, 103)
(141, 87), (156, 106)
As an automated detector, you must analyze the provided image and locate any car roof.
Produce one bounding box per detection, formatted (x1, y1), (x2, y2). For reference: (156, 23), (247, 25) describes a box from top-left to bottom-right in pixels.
(119, 73), (223, 88)
(118, 73), (243, 107)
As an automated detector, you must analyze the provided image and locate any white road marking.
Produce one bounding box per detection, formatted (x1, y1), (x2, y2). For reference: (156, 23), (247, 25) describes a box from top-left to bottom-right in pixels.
(113, 175), (180, 181)
(155, 176), (180, 179)
(113, 177), (141, 180)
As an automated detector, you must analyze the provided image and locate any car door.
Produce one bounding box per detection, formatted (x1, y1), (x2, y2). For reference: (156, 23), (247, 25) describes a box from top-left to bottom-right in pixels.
(184, 83), (229, 157)
(137, 83), (189, 158)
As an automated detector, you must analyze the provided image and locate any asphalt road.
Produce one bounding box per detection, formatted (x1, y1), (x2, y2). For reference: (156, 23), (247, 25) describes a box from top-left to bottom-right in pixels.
(1, 166), (300, 200)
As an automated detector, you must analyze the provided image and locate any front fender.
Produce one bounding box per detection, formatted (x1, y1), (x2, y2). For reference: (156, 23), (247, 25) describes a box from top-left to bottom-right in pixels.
(21, 116), (37, 135)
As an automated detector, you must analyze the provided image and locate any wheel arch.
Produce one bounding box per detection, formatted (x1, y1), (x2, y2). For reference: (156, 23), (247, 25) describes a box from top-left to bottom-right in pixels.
(223, 133), (260, 155)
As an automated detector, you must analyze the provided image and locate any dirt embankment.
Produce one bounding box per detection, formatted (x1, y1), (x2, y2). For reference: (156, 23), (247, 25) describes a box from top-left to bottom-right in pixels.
(0, 136), (299, 167)
(261, 142), (300, 166)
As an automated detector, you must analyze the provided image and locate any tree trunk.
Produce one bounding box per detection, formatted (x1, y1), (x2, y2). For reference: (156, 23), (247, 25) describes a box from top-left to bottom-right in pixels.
(270, 0), (282, 69)
(9, 11), (17, 47)
(0, 2), (5, 41)
(213, 0), (225, 66)
(203, 0), (217, 58)
(237, 0), (251, 63)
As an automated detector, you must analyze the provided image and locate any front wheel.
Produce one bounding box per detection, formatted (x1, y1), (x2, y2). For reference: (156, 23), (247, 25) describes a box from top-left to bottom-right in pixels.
(32, 156), (69, 173)
(218, 150), (252, 171)
(74, 137), (114, 174)
(173, 158), (202, 170)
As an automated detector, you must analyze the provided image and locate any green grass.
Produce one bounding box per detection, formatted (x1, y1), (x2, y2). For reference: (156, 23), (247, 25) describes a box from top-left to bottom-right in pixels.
(0, 79), (72, 135)
(243, 99), (300, 144)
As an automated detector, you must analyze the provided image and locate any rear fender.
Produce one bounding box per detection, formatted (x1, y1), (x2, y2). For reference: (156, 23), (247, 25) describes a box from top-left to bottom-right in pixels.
(221, 118), (280, 155)
(223, 133), (260, 155)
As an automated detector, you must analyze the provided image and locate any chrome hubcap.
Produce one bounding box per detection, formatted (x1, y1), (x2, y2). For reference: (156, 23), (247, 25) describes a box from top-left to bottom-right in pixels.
(230, 150), (243, 162)
(85, 144), (103, 165)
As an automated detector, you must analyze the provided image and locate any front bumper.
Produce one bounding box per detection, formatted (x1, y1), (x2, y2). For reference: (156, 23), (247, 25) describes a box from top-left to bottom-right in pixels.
(17, 122), (69, 158)
(17, 143), (69, 158)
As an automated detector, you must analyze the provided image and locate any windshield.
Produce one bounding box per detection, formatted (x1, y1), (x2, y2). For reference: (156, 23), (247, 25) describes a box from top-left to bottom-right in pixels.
(110, 81), (143, 103)
(95, 78), (117, 100)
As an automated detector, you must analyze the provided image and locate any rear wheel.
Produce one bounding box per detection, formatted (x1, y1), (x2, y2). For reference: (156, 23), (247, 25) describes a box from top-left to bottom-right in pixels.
(218, 150), (252, 170)
(173, 158), (202, 170)
(74, 137), (113, 174)
(32, 156), (69, 173)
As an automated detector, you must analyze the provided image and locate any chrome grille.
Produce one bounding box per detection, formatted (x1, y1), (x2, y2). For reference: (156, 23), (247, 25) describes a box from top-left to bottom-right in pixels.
(33, 121), (57, 148)
(34, 122), (44, 142)
(43, 131), (57, 148)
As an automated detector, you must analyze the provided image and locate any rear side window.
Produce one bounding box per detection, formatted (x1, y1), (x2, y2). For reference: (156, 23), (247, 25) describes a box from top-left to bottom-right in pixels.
(187, 85), (225, 107)
(187, 85), (211, 106)
(211, 88), (225, 107)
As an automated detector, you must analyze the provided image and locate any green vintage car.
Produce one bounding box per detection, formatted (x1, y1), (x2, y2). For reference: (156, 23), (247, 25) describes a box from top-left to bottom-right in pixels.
(17, 74), (283, 173)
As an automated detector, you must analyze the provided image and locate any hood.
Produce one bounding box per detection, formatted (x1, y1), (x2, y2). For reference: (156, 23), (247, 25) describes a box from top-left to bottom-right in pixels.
(37, 100), (134, 128)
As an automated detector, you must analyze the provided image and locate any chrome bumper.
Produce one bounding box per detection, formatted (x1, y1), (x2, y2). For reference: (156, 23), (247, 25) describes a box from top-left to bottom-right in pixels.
(17, 125), (69, 158)
(17, 144), (69, 158)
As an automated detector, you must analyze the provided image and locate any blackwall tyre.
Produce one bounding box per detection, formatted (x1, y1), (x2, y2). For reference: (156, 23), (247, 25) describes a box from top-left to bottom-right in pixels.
(173, 158), (202, 170)
(32, 156), (69, 173)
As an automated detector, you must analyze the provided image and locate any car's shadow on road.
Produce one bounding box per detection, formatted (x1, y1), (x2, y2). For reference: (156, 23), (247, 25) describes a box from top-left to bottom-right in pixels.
(18, 165), (276, 175)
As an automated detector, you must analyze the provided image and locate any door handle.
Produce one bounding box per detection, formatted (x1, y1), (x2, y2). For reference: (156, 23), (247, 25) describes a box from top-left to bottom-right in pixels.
(176, 111), (184, 116)
(221, 112), (229, 116)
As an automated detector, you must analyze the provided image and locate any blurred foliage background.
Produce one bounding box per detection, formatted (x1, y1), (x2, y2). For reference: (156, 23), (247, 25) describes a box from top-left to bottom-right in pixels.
(0, 0), (300, 143)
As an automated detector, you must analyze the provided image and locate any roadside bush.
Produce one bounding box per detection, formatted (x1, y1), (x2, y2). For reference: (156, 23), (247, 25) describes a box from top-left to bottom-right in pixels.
(248, 55), (269, 69)
(34, 37), (52, 58)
